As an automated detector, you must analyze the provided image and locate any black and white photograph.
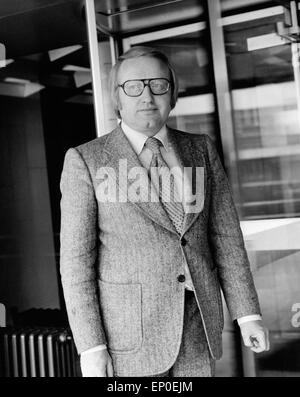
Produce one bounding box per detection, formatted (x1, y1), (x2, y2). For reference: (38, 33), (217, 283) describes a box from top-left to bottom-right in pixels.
(0, 0), (299, 381)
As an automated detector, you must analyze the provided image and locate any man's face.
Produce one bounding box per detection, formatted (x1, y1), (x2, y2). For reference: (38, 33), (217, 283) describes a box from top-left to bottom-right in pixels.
(117, 56), (172, 136)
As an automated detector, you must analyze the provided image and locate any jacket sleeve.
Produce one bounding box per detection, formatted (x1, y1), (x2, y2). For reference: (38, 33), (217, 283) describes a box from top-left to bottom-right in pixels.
(205, 135), (261, 320)
(60, 147), (107, 353)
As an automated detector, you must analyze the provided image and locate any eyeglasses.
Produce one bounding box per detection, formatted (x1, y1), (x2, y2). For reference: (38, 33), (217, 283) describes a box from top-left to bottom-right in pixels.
(118, 78), (170, 97)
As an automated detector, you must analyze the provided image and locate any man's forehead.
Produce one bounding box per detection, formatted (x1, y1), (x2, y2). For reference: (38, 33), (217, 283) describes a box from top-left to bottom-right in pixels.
(118, 56), (170, 81)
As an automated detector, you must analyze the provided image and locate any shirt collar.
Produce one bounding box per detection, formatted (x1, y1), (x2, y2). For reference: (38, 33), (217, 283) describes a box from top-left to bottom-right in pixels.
(121, 121), (170, 156)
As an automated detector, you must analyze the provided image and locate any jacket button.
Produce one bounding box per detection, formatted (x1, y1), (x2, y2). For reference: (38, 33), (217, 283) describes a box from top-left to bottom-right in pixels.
(177, 274), (186, 283)
(181, 237), (187, 246)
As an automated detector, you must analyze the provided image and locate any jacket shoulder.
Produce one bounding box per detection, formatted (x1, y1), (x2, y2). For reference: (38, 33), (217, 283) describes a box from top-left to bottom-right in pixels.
(75, 132), (110, 155)
(169, 126), (208, 139)
(71, 127), (119, 161)
(169, 127), (212, 147)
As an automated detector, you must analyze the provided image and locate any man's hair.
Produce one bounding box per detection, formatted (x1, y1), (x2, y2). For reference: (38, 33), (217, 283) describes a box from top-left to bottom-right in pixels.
(109, 46), (179, 118)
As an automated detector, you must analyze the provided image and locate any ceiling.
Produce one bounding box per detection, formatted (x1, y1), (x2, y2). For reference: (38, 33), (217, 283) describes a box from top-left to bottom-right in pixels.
(0, 0), (87, 59)
(0, 0), (294, 102)
(95, 0), (204, 36)
(0, 0), (282, 58)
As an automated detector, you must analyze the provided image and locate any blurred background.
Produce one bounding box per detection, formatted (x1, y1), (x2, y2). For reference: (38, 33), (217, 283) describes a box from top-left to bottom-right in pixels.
(0, 0), (299, 377)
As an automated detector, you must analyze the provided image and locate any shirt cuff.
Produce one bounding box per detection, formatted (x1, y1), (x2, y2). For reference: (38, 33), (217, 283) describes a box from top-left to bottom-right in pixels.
(237, 315), (262, 326)
(80, 344), (107, 355)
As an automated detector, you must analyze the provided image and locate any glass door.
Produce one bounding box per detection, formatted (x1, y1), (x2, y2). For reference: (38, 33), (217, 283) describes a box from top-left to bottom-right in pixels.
(0, 0), (98, 316)
(220, 2), (300, 376)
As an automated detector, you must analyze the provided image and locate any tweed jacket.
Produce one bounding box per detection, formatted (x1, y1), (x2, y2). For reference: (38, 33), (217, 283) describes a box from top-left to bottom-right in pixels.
(60, 125), (261, 376)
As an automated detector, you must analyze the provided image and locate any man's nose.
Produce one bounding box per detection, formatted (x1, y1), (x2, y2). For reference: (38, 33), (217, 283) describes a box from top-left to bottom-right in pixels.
(141, 85), (154, 102)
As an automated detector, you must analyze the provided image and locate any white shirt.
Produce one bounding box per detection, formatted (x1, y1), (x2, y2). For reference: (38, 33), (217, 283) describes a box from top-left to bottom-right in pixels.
(81, 122), (261, 356)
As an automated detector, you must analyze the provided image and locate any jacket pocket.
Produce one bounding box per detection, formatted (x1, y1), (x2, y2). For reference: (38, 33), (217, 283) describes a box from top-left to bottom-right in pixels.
(98, 279), (143, 354)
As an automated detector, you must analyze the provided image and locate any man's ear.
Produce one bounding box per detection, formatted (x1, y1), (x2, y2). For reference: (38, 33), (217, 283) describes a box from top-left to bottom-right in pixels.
(116, 92), (122, 112)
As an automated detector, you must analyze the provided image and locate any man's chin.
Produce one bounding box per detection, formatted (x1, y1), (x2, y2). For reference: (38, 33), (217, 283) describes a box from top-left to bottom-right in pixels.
(124, 117), (164, 135)
(141, 121), (163, 135)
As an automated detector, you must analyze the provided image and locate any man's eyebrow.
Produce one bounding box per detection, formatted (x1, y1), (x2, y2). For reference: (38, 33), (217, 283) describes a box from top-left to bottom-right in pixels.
(121, 77), (169, 81)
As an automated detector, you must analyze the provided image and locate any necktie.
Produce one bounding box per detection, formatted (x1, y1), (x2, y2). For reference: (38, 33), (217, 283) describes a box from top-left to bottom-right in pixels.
(145, 137), (185, 234)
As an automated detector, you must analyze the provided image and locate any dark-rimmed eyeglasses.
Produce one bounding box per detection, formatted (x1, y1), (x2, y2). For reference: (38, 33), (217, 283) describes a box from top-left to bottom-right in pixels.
(118, 78), (170, 97)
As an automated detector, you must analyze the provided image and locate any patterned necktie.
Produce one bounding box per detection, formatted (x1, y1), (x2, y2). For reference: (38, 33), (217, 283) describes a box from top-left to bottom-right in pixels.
(145, 137), (185, 234)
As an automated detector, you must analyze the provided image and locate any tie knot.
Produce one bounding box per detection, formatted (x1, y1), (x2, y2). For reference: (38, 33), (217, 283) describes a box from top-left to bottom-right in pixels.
(145, 137), (162, 155)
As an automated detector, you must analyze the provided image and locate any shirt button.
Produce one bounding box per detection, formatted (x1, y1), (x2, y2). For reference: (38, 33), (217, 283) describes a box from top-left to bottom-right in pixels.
(181, 237), (187, 246)
(177, 274), (186, 283)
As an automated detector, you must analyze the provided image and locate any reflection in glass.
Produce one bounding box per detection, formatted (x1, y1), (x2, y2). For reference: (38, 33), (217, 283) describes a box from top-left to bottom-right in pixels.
(224, 13), (300, 219)
(223, 6), (300, 377)
(0, 37), (101, 314)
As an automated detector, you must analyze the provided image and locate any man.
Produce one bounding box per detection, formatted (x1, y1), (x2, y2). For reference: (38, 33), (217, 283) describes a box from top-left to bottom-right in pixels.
(60, 46), (269, 377)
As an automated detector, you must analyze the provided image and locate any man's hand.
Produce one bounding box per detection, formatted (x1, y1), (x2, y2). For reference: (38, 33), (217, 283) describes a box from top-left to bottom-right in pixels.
(80, 349), (114, 377)
(239, 320), (270, 353)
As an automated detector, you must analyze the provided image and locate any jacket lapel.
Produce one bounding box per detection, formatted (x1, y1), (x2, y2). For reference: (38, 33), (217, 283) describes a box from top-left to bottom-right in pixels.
(168, 128), (206, 235)
(102, 126), (177, 235)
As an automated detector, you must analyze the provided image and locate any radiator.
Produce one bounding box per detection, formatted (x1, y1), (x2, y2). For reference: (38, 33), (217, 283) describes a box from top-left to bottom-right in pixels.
(0, 327), (80, 377)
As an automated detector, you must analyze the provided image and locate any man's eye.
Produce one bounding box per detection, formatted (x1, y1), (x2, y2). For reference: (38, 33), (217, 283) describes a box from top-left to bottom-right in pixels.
(127, 83), (140, 90)
(151, 80), (167, 90)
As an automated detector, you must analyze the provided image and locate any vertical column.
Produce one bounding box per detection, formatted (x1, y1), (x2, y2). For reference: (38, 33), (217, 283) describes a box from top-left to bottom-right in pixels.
(85, 0), (106, 136)
(207, 0), (242, 208)
(292, 42), (300, 127)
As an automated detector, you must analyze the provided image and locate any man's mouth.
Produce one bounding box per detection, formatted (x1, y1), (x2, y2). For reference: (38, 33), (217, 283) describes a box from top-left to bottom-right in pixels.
(138, 108), (158, 112)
